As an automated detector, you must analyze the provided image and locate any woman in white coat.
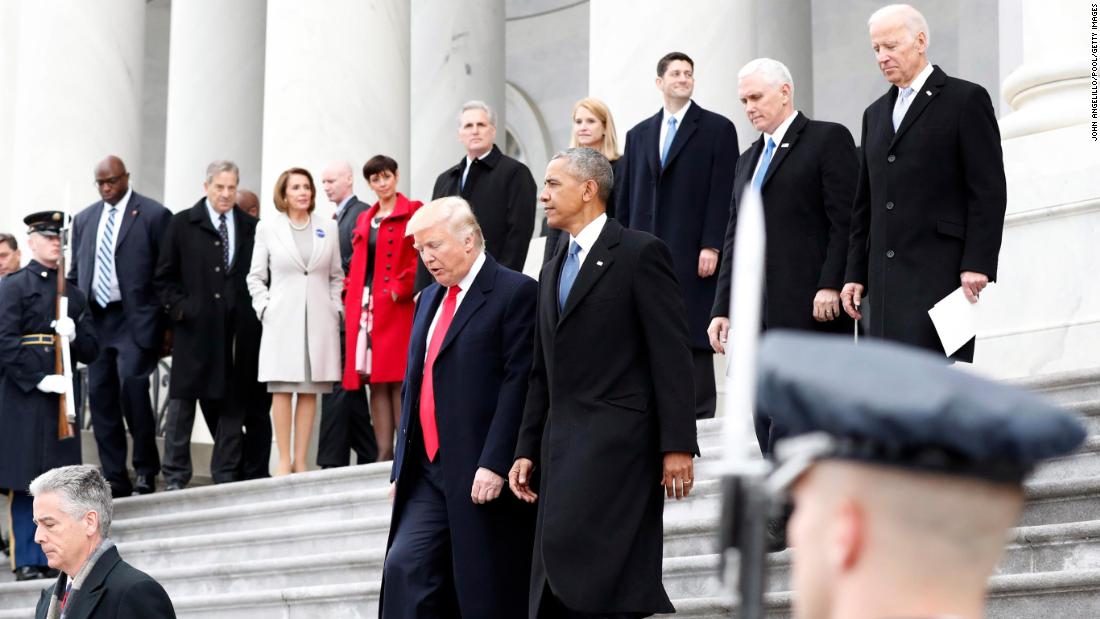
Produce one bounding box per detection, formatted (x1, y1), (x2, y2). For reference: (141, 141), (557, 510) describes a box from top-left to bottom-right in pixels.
(247, 167), (343, 475)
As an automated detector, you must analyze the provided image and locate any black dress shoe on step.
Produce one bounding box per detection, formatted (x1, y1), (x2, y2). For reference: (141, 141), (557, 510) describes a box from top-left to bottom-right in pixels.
(14, 566), (48, 581)
(132, 475), (157, 495)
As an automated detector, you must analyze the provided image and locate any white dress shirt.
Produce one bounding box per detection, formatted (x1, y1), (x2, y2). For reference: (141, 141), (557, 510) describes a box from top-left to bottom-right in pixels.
(334, 194), (353, 221)
(903, 61), (934, 93)
(461, 149), (493, 189)
(751, 109), (799, 181)
(567, 213), (608, 270)
(425, 250), (487, 356)
(94, 187), (132, 303)
(205, 199), (236, 265)
(659, 100), (692, 158)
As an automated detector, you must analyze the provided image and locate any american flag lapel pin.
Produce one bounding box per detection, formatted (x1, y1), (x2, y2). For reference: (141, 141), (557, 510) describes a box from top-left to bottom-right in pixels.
(596, 260), (604, 267)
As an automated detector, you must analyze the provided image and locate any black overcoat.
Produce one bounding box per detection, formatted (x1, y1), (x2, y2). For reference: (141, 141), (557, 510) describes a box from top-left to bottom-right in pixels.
(712, 113), (858, 333)
(0, 262), (98, 491)
(336, 194), (371, 274)
(414, 144), (537, 290)
(616, 101), (738, 349)
(515, 219), (698, 617)
(845, 66), (1006, 362)
(154, 200), (262, 399)
(36, 546), (175, 619)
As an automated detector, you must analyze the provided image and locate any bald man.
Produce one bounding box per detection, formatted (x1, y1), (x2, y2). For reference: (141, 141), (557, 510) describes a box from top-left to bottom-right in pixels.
(69, 156), (172, 497)
(237, 189), (260, 218)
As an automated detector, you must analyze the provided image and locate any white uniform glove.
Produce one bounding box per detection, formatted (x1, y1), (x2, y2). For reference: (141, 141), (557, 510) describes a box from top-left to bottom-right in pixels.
(52, 316), (77, 342)
(36, 374), (67, 394)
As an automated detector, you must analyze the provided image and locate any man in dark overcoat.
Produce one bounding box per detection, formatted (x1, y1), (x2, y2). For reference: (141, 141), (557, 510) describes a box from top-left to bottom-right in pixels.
(380, 197), (537, 618)
(511, 149), (698, 618)
(841, 4), (1007, 362)
(414, 100), (537, 291)
(0, 212), (98, 580)
(615, 51), (738, 419)
(154, 160), (269, 486)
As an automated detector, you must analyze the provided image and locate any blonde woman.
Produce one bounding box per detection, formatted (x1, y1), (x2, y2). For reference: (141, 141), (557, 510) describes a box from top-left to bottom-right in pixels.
(248, 167), (343, 475)
(543, 97), (624, 263)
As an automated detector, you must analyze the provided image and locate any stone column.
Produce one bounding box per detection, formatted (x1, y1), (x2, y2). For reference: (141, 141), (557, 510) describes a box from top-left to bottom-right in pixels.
(588, 0), (757, 151)
(8, 0), (146, 227)
(0, 1), (22, 241)
(261, 0), (410, 213)
(162, 0), (267, 213)
(409, 0), (506, 203)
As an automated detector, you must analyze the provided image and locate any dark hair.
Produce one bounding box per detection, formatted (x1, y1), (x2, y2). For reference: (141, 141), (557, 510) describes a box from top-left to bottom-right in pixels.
(0, 233), (17, 251)
(273, 167), (316, 214)
(362, 155), (399, 180)
(657, 51), (694, 77)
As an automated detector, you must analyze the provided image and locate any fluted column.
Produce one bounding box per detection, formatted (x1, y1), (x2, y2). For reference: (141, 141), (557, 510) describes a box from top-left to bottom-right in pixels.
(261, 0), (410, 212)
(8, 0), (145, 225)
(162, 0), (267, 212)
(409, 0), (506, 203)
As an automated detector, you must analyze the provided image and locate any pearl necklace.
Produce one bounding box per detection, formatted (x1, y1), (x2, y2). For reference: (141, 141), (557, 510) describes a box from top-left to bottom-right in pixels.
(288, 214), (311, 231)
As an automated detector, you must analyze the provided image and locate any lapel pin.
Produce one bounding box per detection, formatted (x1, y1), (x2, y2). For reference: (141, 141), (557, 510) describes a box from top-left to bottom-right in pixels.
(315, 229), (326, 238)
(596, 260), (604, 267)
(925, 90), (932, 96)
(131, 210), (137, 216)
(780, 143), (790, 148)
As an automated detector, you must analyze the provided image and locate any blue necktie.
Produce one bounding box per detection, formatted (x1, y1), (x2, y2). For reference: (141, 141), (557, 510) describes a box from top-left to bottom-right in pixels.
(751, 138), (777, 191)
(892, 86), (914, 131)
(660, 116), (678, 166)
(93, 206), (118, 307)
(558, 241), (581, 311)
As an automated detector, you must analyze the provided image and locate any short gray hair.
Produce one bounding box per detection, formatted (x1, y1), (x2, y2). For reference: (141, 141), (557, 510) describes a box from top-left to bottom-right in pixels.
(868, 4), (931, 46)
(205, 159), (240, 184)
(406, 196), (485, 250)
(29, 465), (113, 537)
(738, 58), (794, 90)
(458, 100), (497, 128)
(550, 147), (614, 203)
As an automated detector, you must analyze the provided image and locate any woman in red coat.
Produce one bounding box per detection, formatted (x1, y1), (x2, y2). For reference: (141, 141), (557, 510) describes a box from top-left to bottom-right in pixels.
(343, 155), (422, 460)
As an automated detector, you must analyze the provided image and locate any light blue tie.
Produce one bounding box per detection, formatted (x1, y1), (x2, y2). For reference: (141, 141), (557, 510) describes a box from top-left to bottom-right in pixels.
(558, 241), (581, 311)
(93, 206), (118, 307)
(751, 138), (777, 191)
(892, 86), (914, 131)
(660, 116), (678, 166)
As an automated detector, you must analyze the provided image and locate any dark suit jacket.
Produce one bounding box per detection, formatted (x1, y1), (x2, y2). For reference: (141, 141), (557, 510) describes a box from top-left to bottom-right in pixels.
(154, 201), (261, 400)
(336, 194), (371, 274)
(415, 144), (537, 290)
(616, 101), (738, 349)
(36, 546), (175, 619)
(384, 254), (537, 619)
(712, 112), (858, 333)
(515, 218), (697, 616)
(69, 192), (172, 350)
(845, 66), (1006, 362)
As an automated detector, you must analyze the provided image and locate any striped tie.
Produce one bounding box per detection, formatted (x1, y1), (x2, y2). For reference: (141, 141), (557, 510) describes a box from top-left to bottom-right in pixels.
(94, 206), (118, 307)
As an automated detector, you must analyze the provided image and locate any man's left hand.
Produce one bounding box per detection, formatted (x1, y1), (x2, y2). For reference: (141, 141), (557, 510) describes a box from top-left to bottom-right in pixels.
(697, 248), (719, 278)
(471, 467), (504, 504)
(662, 452), (694, 500)
(812, 288), (841, 322)
(960, 271), (989, 304)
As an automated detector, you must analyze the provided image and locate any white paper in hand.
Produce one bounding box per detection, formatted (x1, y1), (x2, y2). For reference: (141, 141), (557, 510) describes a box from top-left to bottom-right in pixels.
(927, 283), (998, 356)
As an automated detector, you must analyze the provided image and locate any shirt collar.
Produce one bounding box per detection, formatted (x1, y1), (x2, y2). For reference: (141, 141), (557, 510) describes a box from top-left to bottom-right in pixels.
(661, 100), (692, 127)
(455, 250), (486, 292)
(204, 199), (231, 223)
(764, 110), (799, 148)
(336, 195), (354, 214)
(105, 188), (132, 211)
(901, 61), (934, 94)
(569, 213), (608, 254)
(465, 148), (493, 168)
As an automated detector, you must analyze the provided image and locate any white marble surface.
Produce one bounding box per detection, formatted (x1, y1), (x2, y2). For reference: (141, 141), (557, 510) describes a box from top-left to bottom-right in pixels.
(162, 0), (267, 213)
(261, 0), (410, 213)
(0, 1), (21, 243)
(410, 0), (506, 203)
(8, 0), (146, 226)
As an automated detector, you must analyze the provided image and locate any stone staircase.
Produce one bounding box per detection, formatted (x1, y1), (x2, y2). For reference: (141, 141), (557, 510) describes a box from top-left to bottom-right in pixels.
(2, 368), (1098, 618)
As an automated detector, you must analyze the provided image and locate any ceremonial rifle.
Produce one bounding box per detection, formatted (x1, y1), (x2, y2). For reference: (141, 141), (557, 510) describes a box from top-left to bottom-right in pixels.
(56, 214), (76, 440)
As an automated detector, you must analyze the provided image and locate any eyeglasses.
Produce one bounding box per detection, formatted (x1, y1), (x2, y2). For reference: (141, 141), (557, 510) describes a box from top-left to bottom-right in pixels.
(94, 175), (126, 187)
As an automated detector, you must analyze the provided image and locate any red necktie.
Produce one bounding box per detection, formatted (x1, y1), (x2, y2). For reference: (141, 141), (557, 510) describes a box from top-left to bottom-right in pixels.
(419, 285), (461, 461)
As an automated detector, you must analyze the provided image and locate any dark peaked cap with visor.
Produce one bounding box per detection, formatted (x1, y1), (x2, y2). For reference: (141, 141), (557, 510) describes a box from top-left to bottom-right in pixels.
(758, 332), (1086, 484)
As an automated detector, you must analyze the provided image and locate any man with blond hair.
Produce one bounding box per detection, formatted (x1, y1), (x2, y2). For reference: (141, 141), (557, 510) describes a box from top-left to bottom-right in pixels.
(840, 4), (1007, 363)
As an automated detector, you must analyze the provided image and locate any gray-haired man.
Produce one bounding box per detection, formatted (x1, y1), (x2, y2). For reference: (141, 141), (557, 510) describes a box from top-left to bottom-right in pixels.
(32, 465), (174, 618)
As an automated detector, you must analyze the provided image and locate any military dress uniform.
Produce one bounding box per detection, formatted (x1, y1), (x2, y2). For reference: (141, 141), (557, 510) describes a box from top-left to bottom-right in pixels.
(0, 213), (98, 579)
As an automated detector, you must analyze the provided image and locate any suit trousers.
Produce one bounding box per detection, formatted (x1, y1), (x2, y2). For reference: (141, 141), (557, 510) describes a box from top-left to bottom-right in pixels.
(536, 582), (647, 619)
(87, 303), (160, 494)
(381, 445), (459, 619)
(317, 326), (377, 466)
(6, 490), (47, 569)
(693, 349), (717, 419)
(161, 398), (219, 486)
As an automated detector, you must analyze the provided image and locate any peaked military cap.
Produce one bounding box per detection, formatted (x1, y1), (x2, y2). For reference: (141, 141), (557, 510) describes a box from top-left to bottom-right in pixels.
(24, 211), (67, 237)
(758, 332), (1086, 483)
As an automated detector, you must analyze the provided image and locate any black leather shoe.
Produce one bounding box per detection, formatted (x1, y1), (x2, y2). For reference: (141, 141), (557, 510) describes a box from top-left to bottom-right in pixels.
(110, 483), (133, 499)
(14, 566), (48, 581)
(132, 474), (157, 495)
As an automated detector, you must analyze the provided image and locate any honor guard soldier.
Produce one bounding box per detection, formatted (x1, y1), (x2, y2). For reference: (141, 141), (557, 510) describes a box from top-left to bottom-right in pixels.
(755, 332), (1085, 619)
(0, 211), (98, 581)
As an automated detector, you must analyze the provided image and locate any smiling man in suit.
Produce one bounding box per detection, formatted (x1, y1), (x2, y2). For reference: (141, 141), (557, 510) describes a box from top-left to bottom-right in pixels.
(511, 148), (698, 618)
(380, 197), (538, 619)
(70, 156), (172, 497)
(616, 52), (738, 419)
(840, 4), (1007, 362)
